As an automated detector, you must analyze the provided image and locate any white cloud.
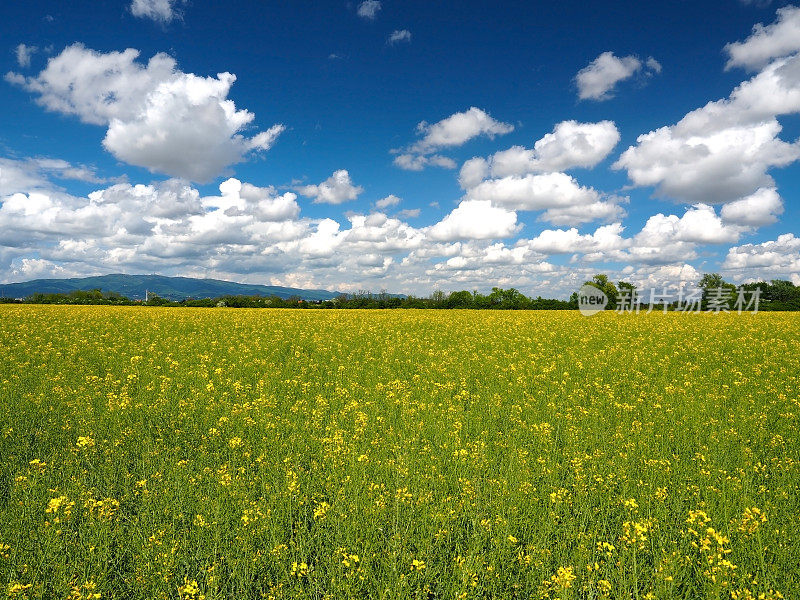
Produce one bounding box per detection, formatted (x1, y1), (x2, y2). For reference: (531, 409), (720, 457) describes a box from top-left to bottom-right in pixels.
(666, 203), (746, 243)
(297, 170), (364, 204)
(413, 107), (514, 152)
(575, 52), (659, 100)
(484, 120), (620, 178)
(526, 223), (627, 255)
(357, 0), (381, 19)
(375, 194), (401, 209)
(5, 169), (746, 293)
(541, 197), (627, 226)
(9, 258), (70, 281)
(7, 46), (174, 125)
(7, 44), (284, 182)
(248, 125), (287, 151)
(458, 157), (490, 189)
(388, 30), (412, 45)
(395, 107), (513, 170)
(130, 0), (182, 23)
(614, 48), (800, 204)
(464, 171), (624, 225)
(206, 178), (301, 222)
(427, 200), (519, 241)
(0, 159), (54, 197)
(296, 219), (343, 258)
(344, 212), (423, 250)
(466, 173), (598, 210)
(15, 44), (37, 68)
(0, 171), (430, 290)
(723, 233), (800, 271)
(621, 204), (747, 266)
(452, 121), (622, 226)
(394, 154), (457, 171)
(646, 57), (662, 73)
(34, 159), (105, 183)
(0, 157), (106, 201)
(629, 264), (701, 290)
(720, 187), (783, 226)
(725, 5), (800, 71)
(615, 120), (799, 203)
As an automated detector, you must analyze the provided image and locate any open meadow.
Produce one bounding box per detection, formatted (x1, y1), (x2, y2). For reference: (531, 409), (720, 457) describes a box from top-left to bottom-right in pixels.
(0, 306), (798, 600)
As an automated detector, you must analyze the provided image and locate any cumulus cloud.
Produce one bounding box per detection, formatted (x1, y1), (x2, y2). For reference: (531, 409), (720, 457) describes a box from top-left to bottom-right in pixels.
(0, 159), (55, 197)
(0, 175), (320, 281)
(0, 167), (554, 292)
(537, 204), (752, 268)
(2, 165), (752, 293)
(661, 203), (746, 244)
(357, 0), (381, 19)
(615, 17), (800, 207)
(413, 107), (514, 152)
(630, 264), (702, 290)
(614, 9), (800, 214)
(615, 119), (799, 204)
(7, 44), (284, 182)
(130, 0), (182, 23)
(575, 52), (660, 100)
(8, 258), (70, 281)
(206, 178), (301, 222)
(388, 30), (412, 45)
(624, 204), (746, 265)
(541, 197), (627, 226)
(0, 157), (105, 199)
(427, 200), (519, 242)
(723, 233), (800, 272)
(375, 194), (401, 209)
(464, 172), (626, 226)
(479, 120), (620, 179)
(720, 187), (783, 226)
(458, 157), (490, 189)
(467, 172), (599, 210)
(526, 223), (627, 255)
(297, 170), (364, 204)
(14, 44), (37, 68)
(725, 5), (800, 70)
(394, 107), (513, 170)
(452, 121), (622, 226)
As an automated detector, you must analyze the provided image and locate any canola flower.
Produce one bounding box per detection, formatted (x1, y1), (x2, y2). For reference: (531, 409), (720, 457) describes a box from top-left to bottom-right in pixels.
(0, 305), (798, 599)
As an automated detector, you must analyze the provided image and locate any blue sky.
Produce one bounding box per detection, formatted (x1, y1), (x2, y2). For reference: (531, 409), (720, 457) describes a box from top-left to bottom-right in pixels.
(1, 0), (799, 296)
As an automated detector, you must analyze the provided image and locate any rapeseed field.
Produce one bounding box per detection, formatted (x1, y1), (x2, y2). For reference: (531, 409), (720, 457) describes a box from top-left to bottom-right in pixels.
(0, 306), (797, 599)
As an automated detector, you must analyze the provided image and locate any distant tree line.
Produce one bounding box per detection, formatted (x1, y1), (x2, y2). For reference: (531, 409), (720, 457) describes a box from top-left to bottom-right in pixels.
(2, 275), (799, 310)
(1, 289), (132, 305)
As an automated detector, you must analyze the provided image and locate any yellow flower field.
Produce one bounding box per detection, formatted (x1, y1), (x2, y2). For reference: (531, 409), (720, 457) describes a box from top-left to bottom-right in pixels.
(0, 306), (798, 599)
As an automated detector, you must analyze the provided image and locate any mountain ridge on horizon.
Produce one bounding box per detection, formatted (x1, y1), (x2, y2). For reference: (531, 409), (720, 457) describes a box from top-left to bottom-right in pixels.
(0, 273), (347, 301)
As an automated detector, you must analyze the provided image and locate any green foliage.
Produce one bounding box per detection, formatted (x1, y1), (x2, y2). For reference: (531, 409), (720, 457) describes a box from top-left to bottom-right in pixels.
(698, 273), (737, 308)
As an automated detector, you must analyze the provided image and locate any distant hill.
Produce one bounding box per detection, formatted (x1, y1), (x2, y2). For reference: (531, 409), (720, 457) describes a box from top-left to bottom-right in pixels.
(0, 274), (342, 302)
